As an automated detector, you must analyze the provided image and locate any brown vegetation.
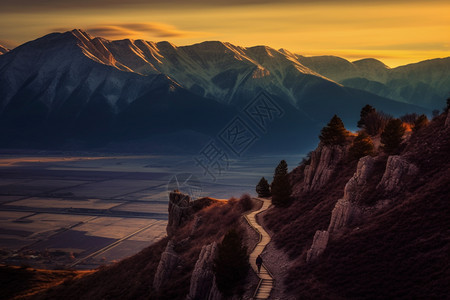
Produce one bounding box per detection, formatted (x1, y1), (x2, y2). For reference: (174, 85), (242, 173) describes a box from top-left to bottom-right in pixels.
(266, 111), (450, 299)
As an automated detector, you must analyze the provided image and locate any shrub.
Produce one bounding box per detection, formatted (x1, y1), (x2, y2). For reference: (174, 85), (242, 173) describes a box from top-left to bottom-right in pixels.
(319, 115), (349, 146)
(349, 132), (374, 160)
(400, 113), (419, 125)
(413, 114), (429, 132)
(239, 194), (253, 211)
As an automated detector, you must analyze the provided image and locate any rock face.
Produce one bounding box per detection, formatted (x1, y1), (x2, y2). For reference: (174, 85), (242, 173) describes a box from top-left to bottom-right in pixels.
(167, 191), (192, 236)
(153, 240), (180, 291)
(445, 112), (450, 128)
(307, 156), (376, 261)
(377, 156), (418, 193)
(327, 156), (376, 233)
(327, 199), (357, 234)
(187, 242), (220, 300)
(343, 156), (375, 203)
(306, 231), (329, 262)
(303, 145), (346, 192)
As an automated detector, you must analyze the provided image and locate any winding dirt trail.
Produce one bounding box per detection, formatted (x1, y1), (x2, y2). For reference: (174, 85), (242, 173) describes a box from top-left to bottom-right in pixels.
(245, 198), (274, 299)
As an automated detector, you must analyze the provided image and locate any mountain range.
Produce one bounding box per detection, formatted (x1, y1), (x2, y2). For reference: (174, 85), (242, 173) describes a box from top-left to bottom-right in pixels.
(0, 29), (447, 153)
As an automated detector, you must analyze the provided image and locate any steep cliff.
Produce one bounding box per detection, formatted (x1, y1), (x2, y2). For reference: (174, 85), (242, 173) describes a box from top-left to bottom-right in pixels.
(303, 145), (347, 192)
(167, 191), (192, 236)
(152, 240), (180, 291)
(377, 155), (418, 194)
(187, 242), (221, 300)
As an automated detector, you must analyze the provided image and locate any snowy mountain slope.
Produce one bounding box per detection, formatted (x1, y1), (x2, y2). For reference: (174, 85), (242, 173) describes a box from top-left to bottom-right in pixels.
(0, 29), (432, 152)
(298, 55), (450, 109)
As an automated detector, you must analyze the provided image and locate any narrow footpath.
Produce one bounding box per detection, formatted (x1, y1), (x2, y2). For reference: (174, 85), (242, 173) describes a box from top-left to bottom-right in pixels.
(245, 198), (274, 299)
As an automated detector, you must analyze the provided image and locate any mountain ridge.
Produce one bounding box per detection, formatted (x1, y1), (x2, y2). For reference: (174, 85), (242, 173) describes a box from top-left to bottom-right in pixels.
(0, 29), (438, 152)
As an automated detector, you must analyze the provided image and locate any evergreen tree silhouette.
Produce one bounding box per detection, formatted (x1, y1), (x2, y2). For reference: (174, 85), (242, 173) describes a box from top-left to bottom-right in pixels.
(319, 115), (348, 146)
(256, 177), (271, 198)
(271, 160), (291, 207)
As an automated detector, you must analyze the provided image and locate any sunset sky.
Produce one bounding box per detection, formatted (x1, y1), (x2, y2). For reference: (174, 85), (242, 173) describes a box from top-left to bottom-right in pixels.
(1, 0), (449, 67)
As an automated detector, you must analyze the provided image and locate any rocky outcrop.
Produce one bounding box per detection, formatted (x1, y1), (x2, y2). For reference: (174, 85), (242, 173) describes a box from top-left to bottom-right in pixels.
(445, 112), (450, 128)
(153, 240), (180, 291)
(303, 145), (346, 192)
(306, 230), (329, 262)
(377, 156), (418, 193)
(328, 156), (375, 233)
(307, 156), (377, 262)
(328, 199), (357, 233)
(167, 191), (193, 236)
(187, 242), (220, 300)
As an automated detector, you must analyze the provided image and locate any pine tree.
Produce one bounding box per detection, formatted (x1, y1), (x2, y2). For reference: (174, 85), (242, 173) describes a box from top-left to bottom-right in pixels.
(256, 177), (271, 198)
(381, 119), (405, 154)
(319, 115), (349, 146)
(271, 160), (291, 207)
(214, 229), (249, 296)
(413, 114), (428, 132)
(349, 132), (374, 160)
(357, 104), (376, 128)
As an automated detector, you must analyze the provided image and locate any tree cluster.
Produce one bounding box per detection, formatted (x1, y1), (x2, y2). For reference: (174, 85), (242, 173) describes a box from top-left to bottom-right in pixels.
(357, 105), (392, 136)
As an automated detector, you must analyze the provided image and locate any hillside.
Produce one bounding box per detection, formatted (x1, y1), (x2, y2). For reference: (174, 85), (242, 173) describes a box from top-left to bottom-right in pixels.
(264, 105), (450, 298)
(16, 195), (259, 300)
(2, 104), (449, 300)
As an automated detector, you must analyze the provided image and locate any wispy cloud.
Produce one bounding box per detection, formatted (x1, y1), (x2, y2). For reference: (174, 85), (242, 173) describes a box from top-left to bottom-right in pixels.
(54, 23), (207, 40)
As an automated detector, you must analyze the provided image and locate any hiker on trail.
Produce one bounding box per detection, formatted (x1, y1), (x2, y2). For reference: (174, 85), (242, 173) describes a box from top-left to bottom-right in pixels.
(256, 254), (263, 273)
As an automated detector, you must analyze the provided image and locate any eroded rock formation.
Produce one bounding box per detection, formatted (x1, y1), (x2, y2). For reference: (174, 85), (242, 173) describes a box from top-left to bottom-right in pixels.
(377, 156), (418, 193)
(187, 242), (220, 300)
(306, 230), (329, 262)
(303, 145), (346, 192)
(153, 240), (180, 291)
(167, 191), (192, 236)
(328, 156), (376, 233)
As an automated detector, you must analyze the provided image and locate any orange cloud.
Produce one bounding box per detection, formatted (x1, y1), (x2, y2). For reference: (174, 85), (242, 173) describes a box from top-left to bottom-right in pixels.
(54, 22), (206, 40)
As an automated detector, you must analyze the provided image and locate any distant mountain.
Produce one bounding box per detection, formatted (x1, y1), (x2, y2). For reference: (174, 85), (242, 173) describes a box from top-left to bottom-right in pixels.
(298, 55), (450, 110)
(0, 30), (431, 153)
(0, 45), (8, 55)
